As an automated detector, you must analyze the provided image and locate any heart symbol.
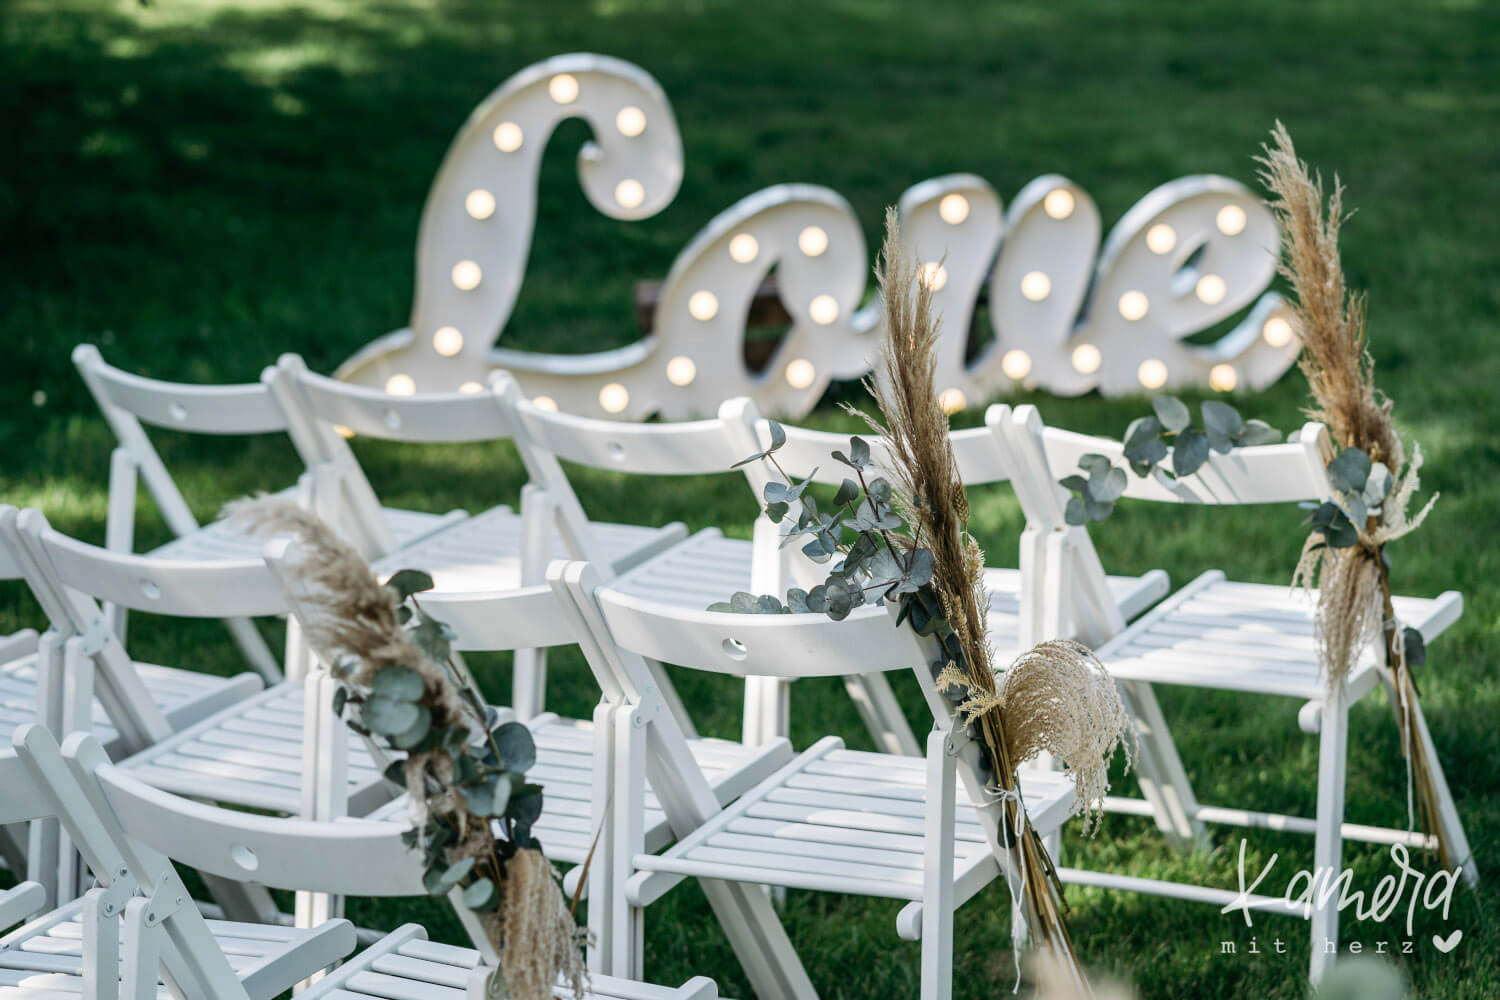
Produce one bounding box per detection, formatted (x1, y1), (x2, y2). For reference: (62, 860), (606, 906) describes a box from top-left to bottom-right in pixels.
(1433, 930), (1463, 953)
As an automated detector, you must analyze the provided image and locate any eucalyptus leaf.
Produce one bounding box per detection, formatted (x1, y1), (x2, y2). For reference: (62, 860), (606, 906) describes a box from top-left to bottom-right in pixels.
(1064, 496), (1089, 526)
(492, 721), (537, 772)
(1201, 400), (1244, 438)
(385, 568), (435, 599)
(1084, 497), (1114, 521)
(1363, 463), (1394, 507)
(1152, 395), (1191, 433)
(765, 500), (789, 523)
(462, 877), (500, 912)
(363, 694), (421, 736)
(1078, 453), (1113, 476)
(390, 703), (433, 750)
(423, 857), (474, 895)
(824, 578), (854, 620)
(1328, 447), (1372, 495)
(833, 478), (860, 507)
(1059, 474), (1088, 493)
(1234, 419), (1283, 447)
(1402, 626), (1427, 667)
(867, 477), (893, 502)
(371, 665), (425, 702)
(1171, 429), (1210, 477)
(766, 420), (786, 452)
(785, 588), (810, 613)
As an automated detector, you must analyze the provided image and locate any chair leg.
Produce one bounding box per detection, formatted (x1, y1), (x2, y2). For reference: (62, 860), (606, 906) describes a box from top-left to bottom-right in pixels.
(514, 484), (554, 722)
(1118, 680), (1207, 850)
(696, 876), (820, 1000)
(742, 676), (790, 747)
(512, 647), (548, 722)
(920, 729), (955, 1000)
(1382, 672), (1479, 887)
(1309, 693), (1348, 984)
(840, 672), (921, 757)
(223, 615), (283, 684)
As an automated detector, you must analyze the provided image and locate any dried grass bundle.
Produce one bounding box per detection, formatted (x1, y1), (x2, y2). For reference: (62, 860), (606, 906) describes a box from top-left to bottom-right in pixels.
(225, 496), (587, 999)
(1257, 125), (1454, 870)
(865, 209), (1132, 993)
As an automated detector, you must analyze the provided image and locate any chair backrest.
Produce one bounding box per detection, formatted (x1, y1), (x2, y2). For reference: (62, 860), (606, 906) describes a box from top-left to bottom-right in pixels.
(12, 724), (285, 1000)
(73, 344), (291, 539)
(991, 403), (1334, 645)
(1, 506), (285, 750)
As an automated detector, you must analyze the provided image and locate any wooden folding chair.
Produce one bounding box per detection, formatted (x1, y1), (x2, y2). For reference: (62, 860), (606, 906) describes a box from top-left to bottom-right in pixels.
(994, 403), (1475, 981)
(73, 345), (461, 681)
(550, 557), (1078, 1000)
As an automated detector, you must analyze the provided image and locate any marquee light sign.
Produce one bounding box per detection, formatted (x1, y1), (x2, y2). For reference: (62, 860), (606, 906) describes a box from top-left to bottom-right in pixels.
(336, 53), (1300, 418)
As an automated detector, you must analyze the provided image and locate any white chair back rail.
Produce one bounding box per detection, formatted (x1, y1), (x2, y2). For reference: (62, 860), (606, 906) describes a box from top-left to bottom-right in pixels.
(13, 508), (287, 620)
(75, 345), (289, 436)
(758, 420), (1009, 489)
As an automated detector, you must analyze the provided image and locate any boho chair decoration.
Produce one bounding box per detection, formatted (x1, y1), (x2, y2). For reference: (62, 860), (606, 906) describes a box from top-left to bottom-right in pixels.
(230, 498), (587, 1000)
(715, 210), (1136, 990)
(1257, 124), (1458, 873)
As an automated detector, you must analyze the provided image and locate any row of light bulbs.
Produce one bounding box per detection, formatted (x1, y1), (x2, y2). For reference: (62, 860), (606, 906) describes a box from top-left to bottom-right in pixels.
(391, 93), (1291, 416)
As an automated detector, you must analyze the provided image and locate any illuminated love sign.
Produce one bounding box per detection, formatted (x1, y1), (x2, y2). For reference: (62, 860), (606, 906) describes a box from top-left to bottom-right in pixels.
(336, 53), (1300, 418)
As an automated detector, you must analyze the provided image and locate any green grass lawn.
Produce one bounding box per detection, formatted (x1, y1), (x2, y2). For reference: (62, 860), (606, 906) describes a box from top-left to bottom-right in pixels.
(2, 1), (1498, 996)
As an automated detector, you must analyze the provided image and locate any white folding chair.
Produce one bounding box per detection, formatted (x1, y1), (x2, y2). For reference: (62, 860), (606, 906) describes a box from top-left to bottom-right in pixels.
(995, 403), (1475, 981)
(550, 557), (1077, 1000)
(727, 417), (1172, 753)
(2, 725), (356, 998)
(73, 345), (461, 681)
(0, 507), (264, 907)
(264, 355), (690, 723)
(264, 533), (796, 971)
(11, 723), (719, 1000)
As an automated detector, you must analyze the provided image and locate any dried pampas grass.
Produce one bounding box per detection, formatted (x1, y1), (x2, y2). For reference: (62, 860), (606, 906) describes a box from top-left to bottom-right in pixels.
(1000, 641), (1135, 835)
(1258, 124), (1455, 872)
(225, 496), (587, 1000)
(867, 208), (1133, 993)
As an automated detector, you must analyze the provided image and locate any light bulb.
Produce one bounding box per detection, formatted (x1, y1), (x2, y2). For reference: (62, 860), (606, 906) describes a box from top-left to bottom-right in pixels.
(451, 260), (482, 291)
(920, 262), (948, 291)
(1146, 223), (1177, 255)
(939, 388), (967, 414)
(1071, 344), (1102, 374)
(1216, 204), (1247, 236)
(532, 396), (559, 412)
(688, 290), (719, 321)
(1001, 350), (1032, 380)
(615, 105), (646, 137)
(385, 374), (416, 396)
(785, 359), (816, 389)
(666, 356), (697, 386)
(614, 179), (645, 210)
(1020, 270), (1051, 302)
(493, 122), (523, 152)
(432, 326), (464, 356)
(728, 233), (759, 263)
(797, 225), (828, 257)
(1137, 359), (1169, 390)
(1196, 274), (1227, 305)
(1118, 290), (1149, 321)
(459, 381), (482, 394)
(1044, 188), (1075, 220)
(808, 294), (839, 325)
(549, 74), (579, 104)
(938, 193), (970, 225)
(1209, 364), (1238, 392)
(598, 383), (629, 414)
(1262, 316), (1295, 347)
(465, 189), (496, 220)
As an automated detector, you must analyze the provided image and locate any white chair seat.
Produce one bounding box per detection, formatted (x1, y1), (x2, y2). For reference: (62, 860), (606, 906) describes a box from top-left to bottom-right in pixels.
(118, 683), (389, 816)
(629, 736), (1075, 902)
(610, 528), (1170, 630)
(151, 500), (452, 563)
(372, 505), (680, 593)
(0, 896), (354, 999)
(1101, 571), (1464, 701)
(298, 924), (718, 1000)
(0, 655), (260, 759)
(366, 716), (795, 866)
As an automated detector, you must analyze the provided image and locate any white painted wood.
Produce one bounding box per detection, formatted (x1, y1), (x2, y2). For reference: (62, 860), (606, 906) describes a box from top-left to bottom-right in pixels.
(1309, 690), (1348, 983)
(920, 728), (955, 1000)
(0, 882), (45, 931)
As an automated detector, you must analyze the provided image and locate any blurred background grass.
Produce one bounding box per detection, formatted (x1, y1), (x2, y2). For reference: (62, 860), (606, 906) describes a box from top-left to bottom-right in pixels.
(2, 0), (1497, 996)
